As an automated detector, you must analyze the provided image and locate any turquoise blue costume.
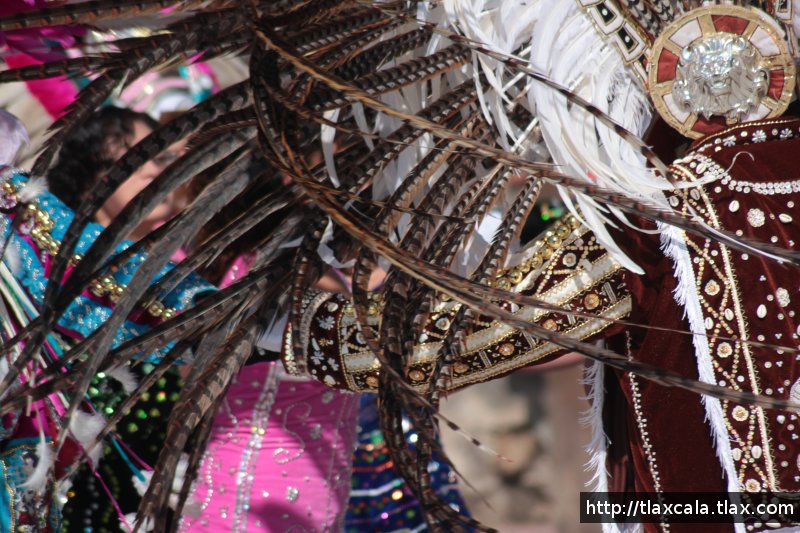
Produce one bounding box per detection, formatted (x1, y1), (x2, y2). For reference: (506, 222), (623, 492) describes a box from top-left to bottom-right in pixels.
(0, 166), (213, 532)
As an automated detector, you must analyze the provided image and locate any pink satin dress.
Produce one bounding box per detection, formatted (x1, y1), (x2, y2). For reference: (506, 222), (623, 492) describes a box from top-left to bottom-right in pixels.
(180, 256), (360, 532)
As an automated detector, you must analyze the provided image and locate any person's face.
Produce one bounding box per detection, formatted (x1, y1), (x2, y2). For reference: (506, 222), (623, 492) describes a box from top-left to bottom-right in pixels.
(95, 120), (179, 233)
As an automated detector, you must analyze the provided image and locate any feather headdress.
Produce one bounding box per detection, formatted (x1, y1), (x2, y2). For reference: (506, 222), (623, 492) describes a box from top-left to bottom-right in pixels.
(0, 1), (799, 531)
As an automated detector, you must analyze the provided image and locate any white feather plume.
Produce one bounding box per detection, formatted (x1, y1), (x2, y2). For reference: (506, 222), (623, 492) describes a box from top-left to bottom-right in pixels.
(1, 231), (20, 275)
(0, 109), (29, 166)
(107, 364), (139, 394)
(69, 410), (107, 465)
(17, 176), (47, 203)
(20, 438), (54, 492)
(441, 0), (673, 272)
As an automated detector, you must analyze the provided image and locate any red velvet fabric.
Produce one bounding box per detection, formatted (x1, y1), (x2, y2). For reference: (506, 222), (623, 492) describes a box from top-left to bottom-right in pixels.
(602, 118), (800, 531)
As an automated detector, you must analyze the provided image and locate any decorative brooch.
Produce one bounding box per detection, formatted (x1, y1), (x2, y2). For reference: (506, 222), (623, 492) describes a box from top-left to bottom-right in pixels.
(648, 5), (795, 139)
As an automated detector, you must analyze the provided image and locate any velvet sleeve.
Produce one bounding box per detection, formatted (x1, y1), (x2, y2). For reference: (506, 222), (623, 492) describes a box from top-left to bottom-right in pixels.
(282, 213), (631, 392)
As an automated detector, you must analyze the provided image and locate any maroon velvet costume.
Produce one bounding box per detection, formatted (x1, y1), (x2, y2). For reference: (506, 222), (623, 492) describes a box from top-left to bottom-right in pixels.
(286, 118), (800, 532)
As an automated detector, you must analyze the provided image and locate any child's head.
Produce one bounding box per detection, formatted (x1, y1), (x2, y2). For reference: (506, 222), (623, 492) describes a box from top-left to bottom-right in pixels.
(48, 106), (180, 235)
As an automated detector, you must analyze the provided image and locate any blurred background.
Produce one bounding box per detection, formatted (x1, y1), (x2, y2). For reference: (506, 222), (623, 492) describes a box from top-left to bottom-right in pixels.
(442, 364), (600, 533)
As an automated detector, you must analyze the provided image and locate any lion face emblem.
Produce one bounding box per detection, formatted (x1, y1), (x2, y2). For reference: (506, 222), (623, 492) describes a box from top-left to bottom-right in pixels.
(673, 33), (769, 121)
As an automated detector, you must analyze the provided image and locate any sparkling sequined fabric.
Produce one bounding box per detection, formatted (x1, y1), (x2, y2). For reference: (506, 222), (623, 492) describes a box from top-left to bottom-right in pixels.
(345, 393), (469, 532)
(180, 362), (359, 532)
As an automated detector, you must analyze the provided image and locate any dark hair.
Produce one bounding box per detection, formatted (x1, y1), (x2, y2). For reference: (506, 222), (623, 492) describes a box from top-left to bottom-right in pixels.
(47, 106), (158, 210)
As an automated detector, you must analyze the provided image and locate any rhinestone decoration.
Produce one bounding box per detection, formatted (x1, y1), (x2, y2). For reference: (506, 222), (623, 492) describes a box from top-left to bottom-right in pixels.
(648, 5), (795, 138)
(745, 479), (762, 492)
(732, 406), (749, 421)
(583, 293), (601, 310)
(747, 208), (766, 228)
(408, 370), (426, 382)
(498, 343), (515, 356)
(776, 288), (791, 308)
(286, 486), (299, 502)
(751, 445), (763, 459)
(673, 34), (767, 121)
(717, 342), (733, 358)
(435, 317), (451, 330)
(704, 280), (720, 296)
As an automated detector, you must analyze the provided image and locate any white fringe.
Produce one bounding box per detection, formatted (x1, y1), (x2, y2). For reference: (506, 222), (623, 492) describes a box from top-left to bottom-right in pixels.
(659, 223), (745, 533)
(580, 360), (609, 493)
(581, 360), (635, 533)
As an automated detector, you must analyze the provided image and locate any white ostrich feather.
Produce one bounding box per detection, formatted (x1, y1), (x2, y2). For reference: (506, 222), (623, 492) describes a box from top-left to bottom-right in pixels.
(2, 232), (21, 275)
(0, 109), (29, 166)
(107, 364), (139, 395)
(69, 410), (107, 465)
(440, 0), (676, 272)
(17, 176), (47, 203)
(20, 436), (54, 492)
